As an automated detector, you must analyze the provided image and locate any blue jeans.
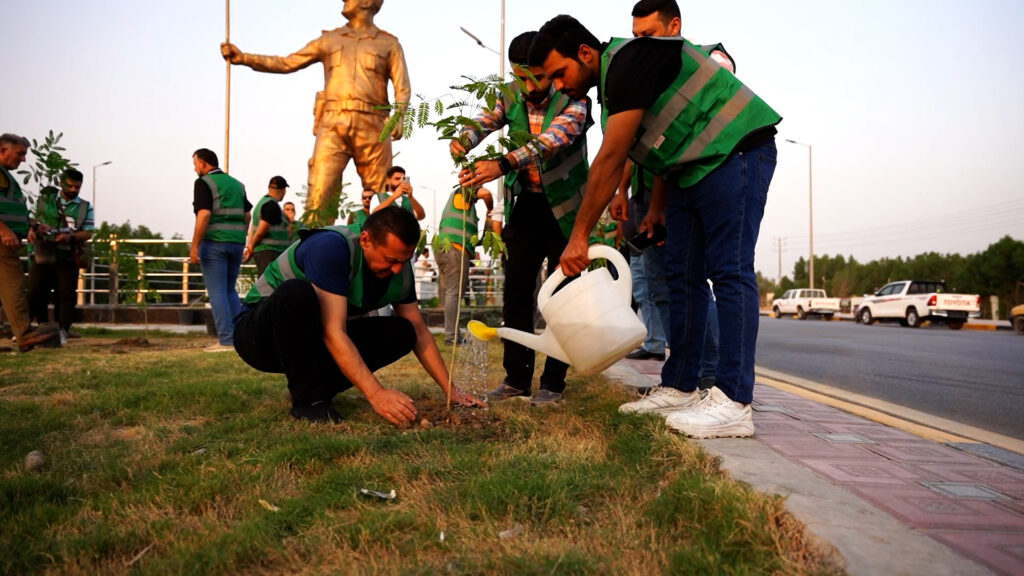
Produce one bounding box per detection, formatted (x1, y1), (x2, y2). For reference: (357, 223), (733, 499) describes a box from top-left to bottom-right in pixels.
(199, 240), (244, 345)
(661, 140), (777, 404)
(700, 297), (720, 380)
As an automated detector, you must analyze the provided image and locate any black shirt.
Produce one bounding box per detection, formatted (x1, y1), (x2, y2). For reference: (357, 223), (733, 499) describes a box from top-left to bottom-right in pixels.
(259, 199), (283, 226)
(192, 170), (253, 214)
(602, 37), (682, 117)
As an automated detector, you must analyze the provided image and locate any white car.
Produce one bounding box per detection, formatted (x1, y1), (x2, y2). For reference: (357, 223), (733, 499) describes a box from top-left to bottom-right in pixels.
(855, 280), (980, 330)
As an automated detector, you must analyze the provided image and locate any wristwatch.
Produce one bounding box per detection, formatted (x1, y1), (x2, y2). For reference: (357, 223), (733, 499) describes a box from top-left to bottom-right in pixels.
(497, 156), (512, 175)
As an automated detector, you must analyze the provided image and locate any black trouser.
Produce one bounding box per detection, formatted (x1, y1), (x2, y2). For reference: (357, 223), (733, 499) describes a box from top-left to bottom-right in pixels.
(233, 279), (417, 405)
(252, 250), (280, 277)
(27, 258), (79, 331)
(501, 192), (569, 393)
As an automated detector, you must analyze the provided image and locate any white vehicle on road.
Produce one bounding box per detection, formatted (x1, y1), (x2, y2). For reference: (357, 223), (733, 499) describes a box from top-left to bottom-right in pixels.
(772, 289), (841, 320)
(855, 280), (980, 330)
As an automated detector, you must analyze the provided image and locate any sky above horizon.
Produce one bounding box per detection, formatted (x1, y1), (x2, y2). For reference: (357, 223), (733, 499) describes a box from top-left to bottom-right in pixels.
(6, 0), (1023, 281)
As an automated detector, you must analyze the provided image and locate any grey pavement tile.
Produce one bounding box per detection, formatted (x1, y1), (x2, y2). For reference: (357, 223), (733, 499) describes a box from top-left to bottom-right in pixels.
(866, 442), (996, 466)
(926, 529), (1024, 576)
(785, 408), (873, 425)
(811, 432), (875, 444)
(922, 482), (1007, 500)
(949, 442), (1024, 472)
(847, 484), (1024, 530)
(801, 458), (934, 487)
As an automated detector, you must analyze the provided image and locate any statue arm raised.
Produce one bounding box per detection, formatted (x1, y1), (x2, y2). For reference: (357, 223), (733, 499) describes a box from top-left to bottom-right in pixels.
(221, 37), (323, 74)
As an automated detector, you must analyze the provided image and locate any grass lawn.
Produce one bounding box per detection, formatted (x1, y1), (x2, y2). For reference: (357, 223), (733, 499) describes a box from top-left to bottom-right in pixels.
(1, 328), (843, 575)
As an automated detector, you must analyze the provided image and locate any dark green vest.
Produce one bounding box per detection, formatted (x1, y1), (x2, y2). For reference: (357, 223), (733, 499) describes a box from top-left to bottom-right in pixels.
(244, 225), (413, 312)
(600, 37), (781, 187)
(503, 86), (592, 239)
(35, 193), (91, 258)
(0, 166), (29, 238)
(375, 191), (412, 213)
(348, 209), (369, 231)
(251, 195), (291, 252)
(437, 189), (479, 246)
(201, 171), (246, 243)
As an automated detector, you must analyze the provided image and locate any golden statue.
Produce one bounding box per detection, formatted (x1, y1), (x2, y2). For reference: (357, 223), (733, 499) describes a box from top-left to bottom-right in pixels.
(221, 0), (411, 227)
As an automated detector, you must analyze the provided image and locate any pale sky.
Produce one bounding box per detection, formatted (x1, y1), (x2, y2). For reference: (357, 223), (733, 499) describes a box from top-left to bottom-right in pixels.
(6, 0), (1023, 280)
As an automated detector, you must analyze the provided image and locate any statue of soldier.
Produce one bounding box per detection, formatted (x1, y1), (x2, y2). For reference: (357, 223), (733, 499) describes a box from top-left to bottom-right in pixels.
(221, 0), (411, 227)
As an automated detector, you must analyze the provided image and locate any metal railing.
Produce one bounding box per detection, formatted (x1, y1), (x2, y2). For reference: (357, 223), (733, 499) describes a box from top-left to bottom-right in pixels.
(19, 238), (505, 308)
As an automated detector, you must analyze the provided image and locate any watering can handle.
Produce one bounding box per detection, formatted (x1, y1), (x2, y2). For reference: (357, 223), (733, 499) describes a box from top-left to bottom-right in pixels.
(537, 244), (632, 310)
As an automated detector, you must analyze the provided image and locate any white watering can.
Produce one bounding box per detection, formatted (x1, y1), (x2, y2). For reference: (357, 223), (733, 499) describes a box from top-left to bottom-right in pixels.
(468, 244), (646, 376)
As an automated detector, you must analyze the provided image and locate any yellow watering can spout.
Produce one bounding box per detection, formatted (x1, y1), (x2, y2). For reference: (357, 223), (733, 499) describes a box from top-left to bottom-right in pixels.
(467, 320), (498, 341)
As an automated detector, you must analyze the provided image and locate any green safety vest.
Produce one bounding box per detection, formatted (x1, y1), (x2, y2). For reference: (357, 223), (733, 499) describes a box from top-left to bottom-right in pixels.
(437, 189), (479, 247)
(375, 191), (412, 213)
(503, 85), (592, 239)
(201, 171), (247, 243)
(35, 193), (91, 257)
(348, 209), (368, 231)
(251, 195), (292, 252)
(0, 166), (30, 238)
(244, 225), (413, 311)
(600, 37), (782, 187)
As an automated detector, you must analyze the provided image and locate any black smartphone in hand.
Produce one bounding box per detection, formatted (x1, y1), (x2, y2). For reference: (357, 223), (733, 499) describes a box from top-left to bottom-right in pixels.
(627, 224), (667, 252)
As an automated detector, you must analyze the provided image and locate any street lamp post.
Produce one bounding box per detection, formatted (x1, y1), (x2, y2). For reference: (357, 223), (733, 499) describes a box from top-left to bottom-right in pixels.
(91, 160), (113, 212)
(784, 140), (813, 289)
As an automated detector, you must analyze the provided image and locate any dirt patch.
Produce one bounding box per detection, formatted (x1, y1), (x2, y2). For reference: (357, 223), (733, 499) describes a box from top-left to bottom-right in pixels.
(413, 396), (500, 431)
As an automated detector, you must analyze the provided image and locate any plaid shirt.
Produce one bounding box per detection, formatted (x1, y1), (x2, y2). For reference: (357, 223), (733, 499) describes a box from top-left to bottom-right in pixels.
(461, 92), (588, 194)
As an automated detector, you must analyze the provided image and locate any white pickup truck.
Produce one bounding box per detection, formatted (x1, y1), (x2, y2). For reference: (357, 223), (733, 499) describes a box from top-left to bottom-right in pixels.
(855, 280), (980, 330)
(772, 289), (841, 320)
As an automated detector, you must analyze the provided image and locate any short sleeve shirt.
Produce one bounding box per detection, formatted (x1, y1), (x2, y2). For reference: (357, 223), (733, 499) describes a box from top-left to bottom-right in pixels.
(603, 38), (681, 116)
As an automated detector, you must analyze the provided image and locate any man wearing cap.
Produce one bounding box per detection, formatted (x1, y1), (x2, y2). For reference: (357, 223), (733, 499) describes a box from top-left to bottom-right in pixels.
(245, 176), (292, 276)
(190, 148), (252, 352)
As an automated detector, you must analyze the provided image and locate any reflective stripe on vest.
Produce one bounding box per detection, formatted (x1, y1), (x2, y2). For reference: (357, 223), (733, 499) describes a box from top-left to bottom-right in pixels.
(252, 195), (292, 252)
(0, 167), (29, 237)
(503, 86), (592, 239)
(244, 225), (413, 310)
(437, 189), (479, 246)
(202, 172), (246, 243)
(600, 37), (781, 187)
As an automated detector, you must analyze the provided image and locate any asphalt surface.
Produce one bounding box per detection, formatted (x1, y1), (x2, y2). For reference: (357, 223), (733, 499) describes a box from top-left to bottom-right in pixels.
(755, 317), (1023, 440)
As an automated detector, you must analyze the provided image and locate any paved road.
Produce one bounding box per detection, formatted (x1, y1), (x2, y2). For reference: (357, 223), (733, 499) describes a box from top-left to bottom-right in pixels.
(755, 318), (1023, 440)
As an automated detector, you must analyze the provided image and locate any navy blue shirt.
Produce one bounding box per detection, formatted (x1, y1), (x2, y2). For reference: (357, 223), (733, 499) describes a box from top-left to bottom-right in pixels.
(294, 230), (416, 316)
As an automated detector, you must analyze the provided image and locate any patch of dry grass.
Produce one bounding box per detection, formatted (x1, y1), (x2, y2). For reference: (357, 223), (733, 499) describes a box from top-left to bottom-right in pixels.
(0, 331), (844, 575)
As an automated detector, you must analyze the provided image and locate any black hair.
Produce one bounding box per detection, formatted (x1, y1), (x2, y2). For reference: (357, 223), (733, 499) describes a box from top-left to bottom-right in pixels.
(631, 0), (680, 20)
(385, 166), (406, 178)
(193, 148), (219, 168)
(62, 169), (84, 182)
(528, 15), (601, 67)
(508, 31), (538, 66)
(363, 205), (420, 248)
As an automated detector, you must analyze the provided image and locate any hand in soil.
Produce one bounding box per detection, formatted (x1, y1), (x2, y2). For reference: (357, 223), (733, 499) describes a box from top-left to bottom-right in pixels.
(368, 388), (417, 427)
(450, 388), (486, 408)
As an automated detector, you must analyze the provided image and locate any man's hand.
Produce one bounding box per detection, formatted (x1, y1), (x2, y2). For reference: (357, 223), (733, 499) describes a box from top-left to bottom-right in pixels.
(242, 245), (253, 263)
(220, 42), (243, 64)
(450, 388), (486, 408)
(449, 139), (467, 160)
(398, 181), (413, 197)
(458, 159), (502, 188)
(189, 244), (200, 265)
(608, 193), (628, 222)
(0, 226), (19, 249)
(558, 235), (591, 277)
(367, 388), (418, 426)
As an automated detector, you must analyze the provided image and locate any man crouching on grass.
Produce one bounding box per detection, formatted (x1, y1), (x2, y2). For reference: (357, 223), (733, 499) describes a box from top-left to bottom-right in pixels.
(233, 206), (484, 425)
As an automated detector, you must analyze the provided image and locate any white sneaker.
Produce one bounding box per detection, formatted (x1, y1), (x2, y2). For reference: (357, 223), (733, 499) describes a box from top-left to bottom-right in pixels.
(204, 343), (235, 353)
(619, 386), (703, 415)
(665, 386), (754, 438)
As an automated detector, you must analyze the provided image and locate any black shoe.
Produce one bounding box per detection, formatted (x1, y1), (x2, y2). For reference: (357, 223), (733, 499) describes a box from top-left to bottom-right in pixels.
(485, 381), (530, 401)
(290, 400), (342, 423)
(17, 327), (60, 353)
(625, 348), (666, 361)
(529, 389), (563, 406)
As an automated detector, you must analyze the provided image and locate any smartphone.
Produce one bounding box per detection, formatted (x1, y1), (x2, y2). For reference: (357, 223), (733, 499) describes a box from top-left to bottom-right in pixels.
(627, 224), (667, 252)
(402, 176), (411, 184)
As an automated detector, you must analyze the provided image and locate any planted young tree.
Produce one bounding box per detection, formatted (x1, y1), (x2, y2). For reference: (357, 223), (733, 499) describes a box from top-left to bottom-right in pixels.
(15, 130), (78, 204)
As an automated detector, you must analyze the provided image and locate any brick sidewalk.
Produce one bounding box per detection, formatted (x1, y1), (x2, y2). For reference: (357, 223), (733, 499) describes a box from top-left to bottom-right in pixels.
(613, 356), (1024, 576)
